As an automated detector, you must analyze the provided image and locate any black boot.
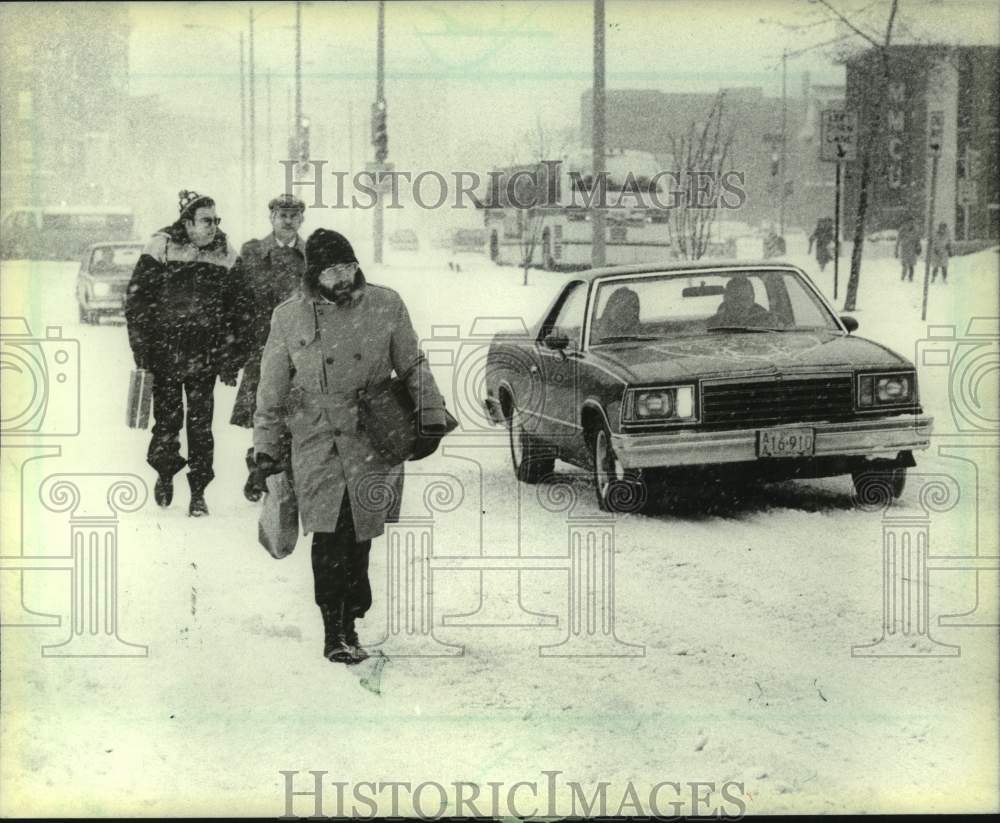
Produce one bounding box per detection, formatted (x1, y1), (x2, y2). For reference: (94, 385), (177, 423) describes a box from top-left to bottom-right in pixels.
(320, 604), (353, 664)
(344, 615), (369, 663)
(154, 473), (173, 508)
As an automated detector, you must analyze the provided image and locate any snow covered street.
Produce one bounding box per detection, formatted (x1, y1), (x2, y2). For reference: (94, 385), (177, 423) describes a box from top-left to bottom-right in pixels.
(2, 247), (998, 816)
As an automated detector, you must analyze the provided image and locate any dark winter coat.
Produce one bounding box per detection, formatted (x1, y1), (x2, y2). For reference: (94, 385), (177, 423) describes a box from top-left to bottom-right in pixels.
(229, 232), (306, 427)
(896, 225), (922, 267)
(125, 223), (241, 376)
(254, 269), (447, 541)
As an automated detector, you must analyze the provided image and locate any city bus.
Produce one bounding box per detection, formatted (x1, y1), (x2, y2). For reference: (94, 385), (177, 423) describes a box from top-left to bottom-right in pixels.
(482, 149), (673, 271)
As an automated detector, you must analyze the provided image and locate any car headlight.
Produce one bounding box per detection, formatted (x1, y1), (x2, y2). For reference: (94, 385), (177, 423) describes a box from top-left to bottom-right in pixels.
(858, 372), (915, 407)
(93, 281), (111, 297)
(627, 385), (696, 421)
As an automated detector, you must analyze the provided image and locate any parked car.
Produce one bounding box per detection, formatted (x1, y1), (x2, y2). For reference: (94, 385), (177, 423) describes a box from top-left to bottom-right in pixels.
(1, 206), (135, 260)
(388, 228), (419, 251)
(76, 241), (144, 324)
(483, 261), (932, 512)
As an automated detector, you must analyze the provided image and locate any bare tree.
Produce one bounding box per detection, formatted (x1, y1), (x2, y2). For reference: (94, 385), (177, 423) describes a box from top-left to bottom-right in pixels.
(808, 0), (901, 310)
(665, 91), (736, 260)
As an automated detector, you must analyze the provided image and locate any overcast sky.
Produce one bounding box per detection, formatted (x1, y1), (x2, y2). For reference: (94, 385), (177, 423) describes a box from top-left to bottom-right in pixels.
(125, 0), (997, 210)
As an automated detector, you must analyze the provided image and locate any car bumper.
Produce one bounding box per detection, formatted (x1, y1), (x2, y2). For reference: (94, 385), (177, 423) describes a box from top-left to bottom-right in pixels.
(612, 415), (934, 470)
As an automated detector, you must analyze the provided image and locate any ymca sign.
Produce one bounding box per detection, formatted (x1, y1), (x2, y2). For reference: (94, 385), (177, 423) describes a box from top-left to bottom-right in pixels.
(820, 110), (858, 162)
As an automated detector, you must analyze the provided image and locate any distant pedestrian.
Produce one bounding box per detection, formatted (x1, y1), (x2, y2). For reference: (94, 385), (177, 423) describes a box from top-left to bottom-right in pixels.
(895, 217), (921, 282)
(125, 190), (242, 516)
(229, 194), (307, 501)
(930, 222), (952, 284)
(808, 217), (833, 272)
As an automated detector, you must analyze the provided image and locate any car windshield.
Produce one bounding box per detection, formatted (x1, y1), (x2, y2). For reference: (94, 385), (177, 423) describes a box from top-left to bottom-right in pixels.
(89, 246), (141, 271)
(588, 269), (839, 344)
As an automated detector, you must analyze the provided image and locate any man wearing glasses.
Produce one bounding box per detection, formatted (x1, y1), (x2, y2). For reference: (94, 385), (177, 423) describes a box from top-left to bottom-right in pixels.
(229, 194), (307, 502)
(125, 189), (242, 517)
(251, 229), (450, 664)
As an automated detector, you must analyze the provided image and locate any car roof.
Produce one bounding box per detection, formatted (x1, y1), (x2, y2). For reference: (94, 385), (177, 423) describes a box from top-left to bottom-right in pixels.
(569, 259), (807, 283)
(86, 241), (145, 249)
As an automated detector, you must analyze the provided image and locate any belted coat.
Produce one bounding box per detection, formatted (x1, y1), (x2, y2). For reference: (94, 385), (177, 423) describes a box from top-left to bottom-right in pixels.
(253, 272), (446, 541)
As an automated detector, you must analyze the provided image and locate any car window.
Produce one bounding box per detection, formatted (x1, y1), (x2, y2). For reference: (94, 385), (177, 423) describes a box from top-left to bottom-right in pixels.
(89, 246), (141, 270)
(548, 283), (588, 349)
(589, 270), (837, 341)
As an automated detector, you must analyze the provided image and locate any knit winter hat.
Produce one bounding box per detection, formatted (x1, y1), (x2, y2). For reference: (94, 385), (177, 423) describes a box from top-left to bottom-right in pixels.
(305, 229), (358, 274)
(178, 189), (214, 220)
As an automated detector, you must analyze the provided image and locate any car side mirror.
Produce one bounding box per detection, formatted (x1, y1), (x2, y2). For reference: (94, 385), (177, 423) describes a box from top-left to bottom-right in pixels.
(544, 332), (570, 351)
(840, 315), (859, 333)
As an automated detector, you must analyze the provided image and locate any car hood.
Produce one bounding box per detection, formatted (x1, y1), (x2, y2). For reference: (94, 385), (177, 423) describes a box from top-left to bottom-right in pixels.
(589, 331), (911, 384)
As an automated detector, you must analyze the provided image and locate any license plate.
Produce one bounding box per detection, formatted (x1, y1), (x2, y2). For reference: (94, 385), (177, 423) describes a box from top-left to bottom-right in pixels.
(757, 427), (815, 458)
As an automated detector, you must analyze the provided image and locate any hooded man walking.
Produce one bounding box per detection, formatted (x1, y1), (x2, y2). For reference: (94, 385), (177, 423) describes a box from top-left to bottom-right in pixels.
(125, 190), (242, 517)
(252, 229), (449, 664)
(229, 194), (307, 501)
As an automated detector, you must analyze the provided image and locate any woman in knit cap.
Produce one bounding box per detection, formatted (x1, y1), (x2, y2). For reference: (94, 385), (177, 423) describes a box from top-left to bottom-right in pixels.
(252, 229), (449, 664)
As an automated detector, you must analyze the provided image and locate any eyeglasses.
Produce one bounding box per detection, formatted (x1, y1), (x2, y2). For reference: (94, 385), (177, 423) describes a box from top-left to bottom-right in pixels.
(321, 262), (358, 276)
(194, 217), (222, 227)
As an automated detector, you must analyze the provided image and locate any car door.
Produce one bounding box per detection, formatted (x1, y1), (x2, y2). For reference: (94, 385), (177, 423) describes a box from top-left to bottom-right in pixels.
(537, 281), (589, 452)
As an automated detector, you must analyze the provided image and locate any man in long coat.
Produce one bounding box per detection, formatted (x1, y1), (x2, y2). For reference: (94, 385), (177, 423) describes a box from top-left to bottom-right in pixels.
(230, 194), (307, 500)
(895, 217), (921, 282)
(252, 229), (449, 664)
(125, 190), (241, 516)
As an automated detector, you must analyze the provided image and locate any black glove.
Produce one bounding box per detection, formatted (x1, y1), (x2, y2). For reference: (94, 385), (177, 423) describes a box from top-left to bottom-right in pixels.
(411, 424), (447, 461)
(133, 350), (150, 372)
(249, 453), (283, 494)
(219, 367), (238, 387)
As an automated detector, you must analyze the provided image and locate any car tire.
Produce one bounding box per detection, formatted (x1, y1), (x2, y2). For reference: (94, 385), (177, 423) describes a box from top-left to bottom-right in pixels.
(591, 422), (650, 513)
(852, 467), (906, 507)
(507, 402), (553, 484)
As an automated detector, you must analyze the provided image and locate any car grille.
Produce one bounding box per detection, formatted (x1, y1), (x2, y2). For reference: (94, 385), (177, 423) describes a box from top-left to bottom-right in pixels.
(701, 375), (855, 428)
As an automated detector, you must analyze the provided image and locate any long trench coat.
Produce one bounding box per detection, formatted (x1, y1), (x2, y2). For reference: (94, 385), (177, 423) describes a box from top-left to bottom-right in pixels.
(254, 277), (446, 541)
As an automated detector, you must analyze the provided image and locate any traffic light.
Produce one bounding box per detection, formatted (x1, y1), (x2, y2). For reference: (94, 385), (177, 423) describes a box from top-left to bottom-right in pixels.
(371, 100), (388, 163)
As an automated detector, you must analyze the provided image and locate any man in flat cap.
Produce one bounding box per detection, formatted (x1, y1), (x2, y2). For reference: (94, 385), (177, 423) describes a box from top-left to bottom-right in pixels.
(230, 193), (307, 500)
(125, 189), (241, 516)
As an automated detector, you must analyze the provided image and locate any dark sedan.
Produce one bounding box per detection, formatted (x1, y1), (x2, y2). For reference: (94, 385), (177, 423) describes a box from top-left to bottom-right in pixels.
(483, 262), (933, 511)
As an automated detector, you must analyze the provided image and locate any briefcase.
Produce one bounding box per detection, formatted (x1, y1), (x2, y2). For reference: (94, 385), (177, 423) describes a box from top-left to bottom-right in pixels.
(126, 368), (153, 429)
(357, 376), (459, 465)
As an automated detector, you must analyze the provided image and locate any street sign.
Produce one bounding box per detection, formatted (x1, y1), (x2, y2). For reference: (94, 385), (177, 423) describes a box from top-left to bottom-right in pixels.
(928, 110), (944, 155)
(957, 179), (978, 205)
(820, 110), (858, 162)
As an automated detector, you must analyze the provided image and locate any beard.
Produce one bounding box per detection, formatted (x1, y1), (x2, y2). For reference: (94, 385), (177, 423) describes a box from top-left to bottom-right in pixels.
(319, 282), (353, 305)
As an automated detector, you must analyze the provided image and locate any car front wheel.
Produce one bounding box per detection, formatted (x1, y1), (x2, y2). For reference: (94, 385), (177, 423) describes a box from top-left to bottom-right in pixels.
(592, 423), (649, 512)
(508, 402), (553, 483)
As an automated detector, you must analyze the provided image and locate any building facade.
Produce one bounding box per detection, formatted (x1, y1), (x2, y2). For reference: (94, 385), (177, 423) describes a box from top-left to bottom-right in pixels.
(843, 45), (999, 241)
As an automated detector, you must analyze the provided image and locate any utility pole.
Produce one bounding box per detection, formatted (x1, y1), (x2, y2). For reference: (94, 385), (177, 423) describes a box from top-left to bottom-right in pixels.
(249, 8), (256, 212)
(266, 69), (272, 180)
(373, 0), (386, 264)
(780, 48), (787, 236)
(295, 0), (302, 163)
(239, 32), (247, 233)
(591, 0), (607, 268)
(921, 113), (943, 322)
